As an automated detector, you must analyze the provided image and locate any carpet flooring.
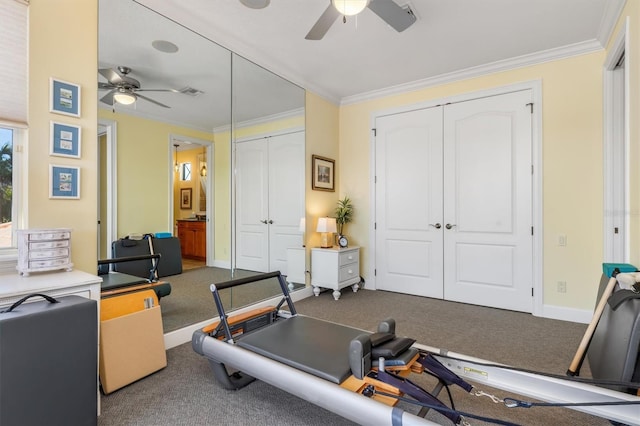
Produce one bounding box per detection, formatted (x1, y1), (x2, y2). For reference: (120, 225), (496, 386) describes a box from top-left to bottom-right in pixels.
(99, 287), (618, 426)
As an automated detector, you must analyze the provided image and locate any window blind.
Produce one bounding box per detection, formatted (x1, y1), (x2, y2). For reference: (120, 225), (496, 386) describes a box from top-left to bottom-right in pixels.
(0, 0), (28, 125)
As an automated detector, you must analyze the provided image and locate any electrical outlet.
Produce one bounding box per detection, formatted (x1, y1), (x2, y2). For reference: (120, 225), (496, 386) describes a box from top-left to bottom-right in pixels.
(558, 235), (567, 246)
(557, 281), (567, 293)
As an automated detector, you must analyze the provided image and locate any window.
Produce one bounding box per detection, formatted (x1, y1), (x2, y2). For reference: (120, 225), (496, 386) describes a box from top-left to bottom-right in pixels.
(180, 163), (192, 181)
(0, 128), (14, 243)
(0, 124), (24, 252)
(0, 0), (28, 264)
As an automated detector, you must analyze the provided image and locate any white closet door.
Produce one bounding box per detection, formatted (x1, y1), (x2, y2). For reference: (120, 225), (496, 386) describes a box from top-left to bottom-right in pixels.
(268, 131), (305, 274)
(235, 139), (269, 272)
(375, 107), (444, 298)
(443, 90), (533, 312)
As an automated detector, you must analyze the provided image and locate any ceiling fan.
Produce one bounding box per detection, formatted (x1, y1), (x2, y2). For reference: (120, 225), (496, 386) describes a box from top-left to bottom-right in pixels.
(98, 66), (177, 108)
(237, 0), (417, 40)
(306, 0), (416, 40)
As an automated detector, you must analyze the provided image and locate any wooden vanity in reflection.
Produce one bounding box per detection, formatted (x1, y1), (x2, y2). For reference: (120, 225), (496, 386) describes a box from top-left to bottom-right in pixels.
(176, 220), (206, 260)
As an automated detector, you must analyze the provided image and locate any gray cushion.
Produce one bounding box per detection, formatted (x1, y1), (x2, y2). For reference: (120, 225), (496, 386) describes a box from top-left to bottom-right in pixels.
(236, 315), (366, 384)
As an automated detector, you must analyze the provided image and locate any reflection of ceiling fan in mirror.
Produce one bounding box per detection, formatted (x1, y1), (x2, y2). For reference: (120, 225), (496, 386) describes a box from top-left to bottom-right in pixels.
(98, 66), (177, 108)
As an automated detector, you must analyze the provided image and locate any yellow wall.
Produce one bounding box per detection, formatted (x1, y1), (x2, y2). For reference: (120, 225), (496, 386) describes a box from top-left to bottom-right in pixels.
(174, 147), (206, 220)
(99, 133), (107, 259)
(305, 92), (340, 249)
(213, 128), (231, 261)
(98, 110), (214, 236)
(28, 0), (98, 273)
(338, 52), (605, 311)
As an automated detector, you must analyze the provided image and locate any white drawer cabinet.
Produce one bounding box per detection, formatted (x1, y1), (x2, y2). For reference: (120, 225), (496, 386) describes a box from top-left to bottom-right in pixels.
(16, 228), (73, 276)
(311, 246), (360, 300)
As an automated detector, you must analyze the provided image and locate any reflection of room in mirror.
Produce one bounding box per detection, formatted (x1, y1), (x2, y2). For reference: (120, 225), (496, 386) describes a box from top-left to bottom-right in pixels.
(198, 153), (206, 212)
(98, 0), (305, 335)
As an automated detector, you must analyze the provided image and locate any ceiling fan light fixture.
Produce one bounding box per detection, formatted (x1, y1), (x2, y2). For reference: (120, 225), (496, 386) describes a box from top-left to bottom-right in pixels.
(113, 91), (136, 105)
(332, 0), (369, 16)
(174, 144), (180, 173)
(239, 0), (270, 9)
(200, 146), (207, 177)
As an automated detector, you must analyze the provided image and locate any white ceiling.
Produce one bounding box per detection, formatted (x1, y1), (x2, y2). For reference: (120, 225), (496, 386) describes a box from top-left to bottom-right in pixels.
(135, 0), (624, 104)
(99, 0), (305, 133)
(100, 0), (625, 132)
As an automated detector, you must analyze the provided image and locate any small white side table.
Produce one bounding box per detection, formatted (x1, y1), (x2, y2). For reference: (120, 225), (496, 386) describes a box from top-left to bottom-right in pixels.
(311, 246), (360, 300)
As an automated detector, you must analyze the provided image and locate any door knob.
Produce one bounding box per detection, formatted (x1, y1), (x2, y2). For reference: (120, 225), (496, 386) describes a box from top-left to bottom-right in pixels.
(260, 220), (268, 224)
(268, 220), (274, 224)
(445, 223), (456, 230)
(429, 223), (442, 229)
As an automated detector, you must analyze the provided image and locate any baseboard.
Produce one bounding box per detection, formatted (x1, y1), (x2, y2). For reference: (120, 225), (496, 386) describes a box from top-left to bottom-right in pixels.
(541, 304), (593, 324)
(163, 285), (314, 349)
(210, 259), (230, 269)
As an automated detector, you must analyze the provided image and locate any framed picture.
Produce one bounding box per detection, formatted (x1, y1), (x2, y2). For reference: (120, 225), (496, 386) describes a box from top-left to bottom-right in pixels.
(50, 78), (81, 117)
(312, 155), (335, 192)
(180, 188), (192, 210)
(49, 165), (80, 199)
(50, 121), (81, 158)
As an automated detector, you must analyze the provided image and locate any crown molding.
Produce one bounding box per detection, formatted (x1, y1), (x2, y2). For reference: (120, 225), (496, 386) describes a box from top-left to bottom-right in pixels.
(212, 107), (304, 134)
(597, 0), (626, 47)
(340, 39), (603, 106)
(98, 105), (215, 134)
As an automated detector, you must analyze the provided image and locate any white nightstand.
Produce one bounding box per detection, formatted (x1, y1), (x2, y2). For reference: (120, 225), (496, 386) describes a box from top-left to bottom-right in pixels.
(311, 246), (360, 300)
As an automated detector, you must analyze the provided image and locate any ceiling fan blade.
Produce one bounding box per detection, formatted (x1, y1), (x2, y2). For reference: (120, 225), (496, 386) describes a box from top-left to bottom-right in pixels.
(305, 4), (340, 40)
(368, 0), (416, 32)
(98, 82), (116, 90)
(136, 93), (171, 108)
(135, 88), (180, 93)
(98, 68), (126, 85)
(99, 90), (116, 106)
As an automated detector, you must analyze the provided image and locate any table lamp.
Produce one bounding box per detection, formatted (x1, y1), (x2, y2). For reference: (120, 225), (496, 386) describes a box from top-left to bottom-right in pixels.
(316, 217), (337, 248)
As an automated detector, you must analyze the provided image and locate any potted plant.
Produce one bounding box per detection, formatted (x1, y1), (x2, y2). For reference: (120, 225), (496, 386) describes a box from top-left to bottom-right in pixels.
(334, 196), (354, 237)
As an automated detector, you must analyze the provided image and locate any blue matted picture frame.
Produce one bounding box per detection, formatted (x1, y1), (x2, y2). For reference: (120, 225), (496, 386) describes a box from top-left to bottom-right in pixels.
(49, 164), (80, 199)
(50, 121), (81, 158)
(49, 78), (81, 117)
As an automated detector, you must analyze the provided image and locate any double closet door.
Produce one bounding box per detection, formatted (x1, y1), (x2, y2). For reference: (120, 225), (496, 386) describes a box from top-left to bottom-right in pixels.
(374, 90), (533, 312)
(235, 131), (304, 274)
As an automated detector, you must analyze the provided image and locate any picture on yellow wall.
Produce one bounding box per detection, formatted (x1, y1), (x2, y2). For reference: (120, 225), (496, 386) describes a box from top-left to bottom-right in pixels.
(49, 78), (81, 117)
(180, 188), (192, 210)
(50, 121), (81, 158)
(49, 165), (80, 199)
(312, 155), (335, 192)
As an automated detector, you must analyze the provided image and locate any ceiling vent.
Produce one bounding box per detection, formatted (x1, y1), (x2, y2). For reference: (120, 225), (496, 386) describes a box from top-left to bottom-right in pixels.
(179, 87), (205, 97)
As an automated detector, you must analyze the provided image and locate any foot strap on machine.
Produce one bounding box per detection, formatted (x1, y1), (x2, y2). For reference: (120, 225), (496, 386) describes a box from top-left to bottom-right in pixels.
(417, 352), (474, 393)
(374, 369), (463, 425)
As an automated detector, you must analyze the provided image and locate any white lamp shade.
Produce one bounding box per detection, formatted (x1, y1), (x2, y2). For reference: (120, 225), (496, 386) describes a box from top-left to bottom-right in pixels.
(316, 217), (337, 233)
(114, 91), (136, 105)
(332, 0), (369, 16)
